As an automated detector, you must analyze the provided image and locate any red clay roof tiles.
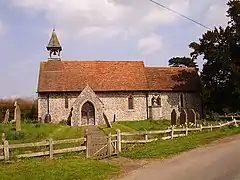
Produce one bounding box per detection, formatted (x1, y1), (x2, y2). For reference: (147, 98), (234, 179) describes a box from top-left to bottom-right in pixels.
(37, 60), (199, 92)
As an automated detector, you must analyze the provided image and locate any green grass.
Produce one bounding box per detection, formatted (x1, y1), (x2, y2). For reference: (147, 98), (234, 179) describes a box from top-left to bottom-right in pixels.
(99, 122), (136, 135)
(118, 119), (171, 131)
(99, 120), (171, 135)
(121, 126), (240, 159)
(0, 157), (120, 180)
(0, 123), (83, 144)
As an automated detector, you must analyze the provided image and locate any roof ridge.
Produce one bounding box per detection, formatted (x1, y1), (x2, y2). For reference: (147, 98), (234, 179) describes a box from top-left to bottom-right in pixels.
(145, 66), (196, 70)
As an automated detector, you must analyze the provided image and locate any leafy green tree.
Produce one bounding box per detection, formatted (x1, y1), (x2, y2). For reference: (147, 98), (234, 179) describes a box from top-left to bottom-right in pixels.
(189, 0), (240, 114)
(168, 56), (198, 70)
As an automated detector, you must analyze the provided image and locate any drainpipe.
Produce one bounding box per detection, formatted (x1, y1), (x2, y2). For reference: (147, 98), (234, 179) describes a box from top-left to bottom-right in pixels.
(45, 94), (51, 123)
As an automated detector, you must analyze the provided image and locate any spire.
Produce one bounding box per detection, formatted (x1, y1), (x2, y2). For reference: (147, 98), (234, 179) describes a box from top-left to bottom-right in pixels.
(46, 29), (62, 60)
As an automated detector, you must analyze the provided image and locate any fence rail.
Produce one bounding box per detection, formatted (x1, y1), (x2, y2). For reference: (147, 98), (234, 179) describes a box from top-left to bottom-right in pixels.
(0, 138), (86, 161)
(1, 119), (240, 161)
(119, 119), (240, 144)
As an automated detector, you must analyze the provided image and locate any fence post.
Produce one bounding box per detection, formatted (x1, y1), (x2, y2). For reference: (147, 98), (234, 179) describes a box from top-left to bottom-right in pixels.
(3, 140), (9, 161)
(210, 124), (213, 131)
(49, 138), (53, 159)
(171, 126), (174, 139)
(108, 133), (112, 157)
(200, 124), (203, 131)
(144, 133), (148, 142)
(219, 123), (222, 128)
(116, 129), (121, 153)
(85, 129), (91, 158)
(185, 127), (188, 136)
(234, 119), (238, 127)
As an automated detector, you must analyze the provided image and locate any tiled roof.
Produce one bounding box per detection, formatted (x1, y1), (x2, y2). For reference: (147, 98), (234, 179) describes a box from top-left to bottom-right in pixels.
(145, 67), (200, 91)
(37, 60), (200, 92)
(37, 60), (149, 92)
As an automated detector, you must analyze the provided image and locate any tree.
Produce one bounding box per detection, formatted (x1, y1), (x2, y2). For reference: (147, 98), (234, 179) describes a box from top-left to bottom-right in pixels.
(168, 56), (198, 70)
(189, 0), (240, 114)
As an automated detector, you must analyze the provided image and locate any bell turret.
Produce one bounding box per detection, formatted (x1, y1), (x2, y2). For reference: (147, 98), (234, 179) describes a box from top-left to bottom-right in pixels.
(46, 29), (62, 60)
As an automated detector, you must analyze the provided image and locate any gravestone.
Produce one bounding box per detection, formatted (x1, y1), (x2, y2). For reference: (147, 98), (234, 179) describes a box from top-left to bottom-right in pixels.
(196, 112), (200, 120)
(188, 109), (196, 124)
(180, 109), (187, 125)
(3, 109), (9, 124)
(171, 109), (177, 125)
(14, 101), (21, 131)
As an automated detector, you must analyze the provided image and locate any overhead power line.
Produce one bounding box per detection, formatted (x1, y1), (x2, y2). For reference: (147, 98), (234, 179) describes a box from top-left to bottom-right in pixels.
(149, 0), (211, 30)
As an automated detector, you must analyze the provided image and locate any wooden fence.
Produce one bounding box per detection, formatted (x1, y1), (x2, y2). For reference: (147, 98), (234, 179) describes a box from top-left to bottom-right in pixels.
(117, 119), (240, 146)
(0, 138), (86, 161)
(1, 119), (239, 161)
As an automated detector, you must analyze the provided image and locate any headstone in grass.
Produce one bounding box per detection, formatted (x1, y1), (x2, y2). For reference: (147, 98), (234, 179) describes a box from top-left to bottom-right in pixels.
(196, 111), (201, 120)
(14, 101), (21, 131)
(180, 109), (187, 125)
(188, 109), (196, 124)
(3, 109), (9, 124)
(171, 109), (177, 125)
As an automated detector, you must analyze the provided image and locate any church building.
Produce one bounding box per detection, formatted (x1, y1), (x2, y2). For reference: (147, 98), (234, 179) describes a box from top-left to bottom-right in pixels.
(37, 29), (202, 126)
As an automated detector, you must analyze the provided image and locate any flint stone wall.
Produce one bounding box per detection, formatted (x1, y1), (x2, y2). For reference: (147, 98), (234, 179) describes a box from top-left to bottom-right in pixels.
(38, 91), (201, 125)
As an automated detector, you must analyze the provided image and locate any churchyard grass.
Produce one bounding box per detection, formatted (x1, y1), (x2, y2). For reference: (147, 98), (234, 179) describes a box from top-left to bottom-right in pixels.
(121, 126), (240, 159)
(99, 119), (171, 135)
(0, 123), (84, 144)
(99, 122), (136, 134)
(118, 119), (171, 131)
(0, 156), (120, 180)
(99, 119), (225, 135)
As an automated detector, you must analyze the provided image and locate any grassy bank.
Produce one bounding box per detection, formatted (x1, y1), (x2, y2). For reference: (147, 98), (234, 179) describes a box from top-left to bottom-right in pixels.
(0, 123), (83, 143)
(0, 156), (120, 180)
(99, 120), (171, 135)
(121, 126), (240, 159)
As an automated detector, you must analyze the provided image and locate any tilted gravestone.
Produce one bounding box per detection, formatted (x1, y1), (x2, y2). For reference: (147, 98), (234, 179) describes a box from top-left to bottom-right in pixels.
(171, 109), (177, 125)
(180, 109), (187, 125)
(14, 101), (21, 131)
(188, 109), (196, 124)
(3, 109), (9, 124)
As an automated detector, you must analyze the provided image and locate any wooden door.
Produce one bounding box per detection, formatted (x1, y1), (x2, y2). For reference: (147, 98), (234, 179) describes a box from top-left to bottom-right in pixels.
(81, 102), (95, 125)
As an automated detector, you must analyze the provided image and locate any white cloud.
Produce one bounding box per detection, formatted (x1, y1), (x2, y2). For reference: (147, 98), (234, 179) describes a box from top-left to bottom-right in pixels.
(138, 34), (163, 55)
(205, 2), (229, 28)
(9, 0), (229, 55)
(0, 20), (7, 36)
(10, 0), (190, 41)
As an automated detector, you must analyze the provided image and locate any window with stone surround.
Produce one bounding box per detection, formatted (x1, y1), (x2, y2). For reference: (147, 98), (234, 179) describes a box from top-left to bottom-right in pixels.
(65, 96), (69, 109)
(128, 95), (134, 110)
(180, 93), (184, 108)
(151, 95), (161, 106)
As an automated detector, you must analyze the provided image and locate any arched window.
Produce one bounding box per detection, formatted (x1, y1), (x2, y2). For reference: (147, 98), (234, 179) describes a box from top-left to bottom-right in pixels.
(180, 93), (184, 108)
(128, 95), (134, 109)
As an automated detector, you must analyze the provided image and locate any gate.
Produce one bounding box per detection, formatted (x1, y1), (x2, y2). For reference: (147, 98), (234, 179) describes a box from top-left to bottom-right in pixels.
(86, 134), (119, 159)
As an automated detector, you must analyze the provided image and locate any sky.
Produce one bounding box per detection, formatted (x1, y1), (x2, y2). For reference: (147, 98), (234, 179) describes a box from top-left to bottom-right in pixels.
(0, 0), (229, 98)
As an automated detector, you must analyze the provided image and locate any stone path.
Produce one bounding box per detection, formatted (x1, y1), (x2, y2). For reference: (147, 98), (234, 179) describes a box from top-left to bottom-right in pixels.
(84, 125), (106, 137)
